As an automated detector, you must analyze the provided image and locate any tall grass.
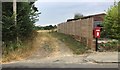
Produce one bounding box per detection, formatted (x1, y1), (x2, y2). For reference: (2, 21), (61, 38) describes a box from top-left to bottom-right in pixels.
(2, 31), (38, 63)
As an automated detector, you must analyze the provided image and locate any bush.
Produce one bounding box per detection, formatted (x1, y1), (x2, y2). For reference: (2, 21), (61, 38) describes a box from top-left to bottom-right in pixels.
(98, 41), (119, 51)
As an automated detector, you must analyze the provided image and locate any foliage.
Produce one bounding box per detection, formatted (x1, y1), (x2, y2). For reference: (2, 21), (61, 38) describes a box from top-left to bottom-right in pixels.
(2, 2), (39, 43)
(98, 41), (119, 52)
(2, 2), (15, 42)
(17, 2), (40, 41)
(103, 2), (120, 40)
(100, 28), (109, 38)
(2, 1), (40, 58)
(35, 25), (57, 30)
(74, 13), (83, 19)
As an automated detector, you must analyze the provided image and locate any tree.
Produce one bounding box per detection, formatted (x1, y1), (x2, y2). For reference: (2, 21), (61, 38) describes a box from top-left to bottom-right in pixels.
(74, 13), (83, 19)
(2, 2), (15, 42)
(54, 25), (57, 29)
(2, 2), (40, 44)
(17, 2), (39, 41)
(103, 2), (120, 39)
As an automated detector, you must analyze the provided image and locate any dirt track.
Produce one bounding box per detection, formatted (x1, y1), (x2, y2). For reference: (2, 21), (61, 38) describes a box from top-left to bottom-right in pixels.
(28, 31), (73, 60)
(5, 31), (89, 64)
(2, 31), (118, 68)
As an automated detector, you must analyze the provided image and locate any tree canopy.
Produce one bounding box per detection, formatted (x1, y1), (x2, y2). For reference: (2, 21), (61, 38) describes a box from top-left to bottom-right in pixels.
(74, 13), (83, 19)
(35, 25), (57, 30)
(2, 2), (40, 43)
(103, 2), (120, 40)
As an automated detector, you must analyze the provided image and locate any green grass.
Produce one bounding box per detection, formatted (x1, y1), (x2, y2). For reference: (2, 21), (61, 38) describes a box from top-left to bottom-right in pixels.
(50, 32), (88, 54)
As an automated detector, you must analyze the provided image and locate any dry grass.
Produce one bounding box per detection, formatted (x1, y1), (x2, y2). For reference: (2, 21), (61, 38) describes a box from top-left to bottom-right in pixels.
(2, 31), (56, 63)
(2, 32), (39, 63)
(37, 29), (57, 33)
(37, 30), (52, 33)
(2, 41), (36, 63)
(2, 30), (82, 63)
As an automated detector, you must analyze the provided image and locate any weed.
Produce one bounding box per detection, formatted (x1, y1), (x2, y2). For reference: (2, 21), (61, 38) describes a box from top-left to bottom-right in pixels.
(98, 41), (119, 51)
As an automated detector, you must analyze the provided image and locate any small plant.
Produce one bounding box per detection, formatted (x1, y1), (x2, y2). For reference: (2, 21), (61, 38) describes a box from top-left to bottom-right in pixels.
(98, 41), (119, 52)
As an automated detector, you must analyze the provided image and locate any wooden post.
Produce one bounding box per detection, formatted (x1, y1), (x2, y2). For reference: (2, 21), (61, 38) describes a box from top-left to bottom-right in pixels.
(13, 0), (18, 42)
(13, 0), (16, 26)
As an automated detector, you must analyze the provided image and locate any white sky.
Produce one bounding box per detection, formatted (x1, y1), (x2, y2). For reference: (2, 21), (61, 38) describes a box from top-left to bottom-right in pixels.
(34, 0), (118, 26)
(36, 0), (119, 2)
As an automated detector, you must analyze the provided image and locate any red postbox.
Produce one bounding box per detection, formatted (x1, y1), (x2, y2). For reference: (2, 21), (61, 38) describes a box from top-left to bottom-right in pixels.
(94, 27), (101, 38)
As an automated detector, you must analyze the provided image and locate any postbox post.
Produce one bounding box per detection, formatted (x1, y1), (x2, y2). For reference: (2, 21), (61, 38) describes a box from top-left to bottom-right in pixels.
(96, 38), (98, 51)
(94, 27), (101, 51)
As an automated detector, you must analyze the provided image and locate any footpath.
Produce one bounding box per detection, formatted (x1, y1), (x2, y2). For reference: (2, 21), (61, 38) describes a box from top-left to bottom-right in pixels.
(84, 52), (118, 63)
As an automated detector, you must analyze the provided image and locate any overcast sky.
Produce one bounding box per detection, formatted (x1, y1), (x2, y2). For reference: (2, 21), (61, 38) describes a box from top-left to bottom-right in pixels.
(34, 0), (116, 26)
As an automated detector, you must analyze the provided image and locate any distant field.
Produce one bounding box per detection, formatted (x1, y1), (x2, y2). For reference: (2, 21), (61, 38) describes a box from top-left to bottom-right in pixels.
(37, 29), (57, 33)
(37, 30), (51, 32)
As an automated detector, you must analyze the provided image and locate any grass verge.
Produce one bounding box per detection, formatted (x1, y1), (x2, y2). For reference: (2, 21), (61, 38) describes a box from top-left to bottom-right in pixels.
(50, 32), (88, 54)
